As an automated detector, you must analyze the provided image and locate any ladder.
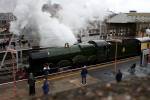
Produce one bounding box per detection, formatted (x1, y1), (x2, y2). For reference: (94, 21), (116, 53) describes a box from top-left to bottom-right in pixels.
(0, 34), (19, 69)
(0, 33), (19, 96)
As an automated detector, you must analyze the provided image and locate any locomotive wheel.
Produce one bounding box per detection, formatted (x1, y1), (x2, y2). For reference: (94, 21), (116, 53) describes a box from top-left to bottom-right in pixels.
(57, 60), (72, 71)
(72, 55), (87, 67)
(88, 55), (97, 65)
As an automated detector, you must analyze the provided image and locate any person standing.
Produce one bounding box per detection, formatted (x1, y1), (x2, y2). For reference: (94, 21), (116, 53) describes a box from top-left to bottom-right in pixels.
(42, 78), (49, 95)
(11, 41), (16, 49)
(81, 65), (88, 85)
(130, 63), (136, 74)
(115, 69), (122, 83)
(77, 34), (82, 43)
(28, 73), (36, 96)
(43, 63), (50, 78)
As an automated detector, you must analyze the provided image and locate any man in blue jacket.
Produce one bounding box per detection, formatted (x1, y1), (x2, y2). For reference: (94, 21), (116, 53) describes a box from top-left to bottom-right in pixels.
(42, 78), (49, 95)
(81, 65), (88, 85)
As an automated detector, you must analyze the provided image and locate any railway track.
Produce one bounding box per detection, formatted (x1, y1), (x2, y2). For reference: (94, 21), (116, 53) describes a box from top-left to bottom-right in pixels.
(0, 56), (139, 85)
(37, 56), (139, 82)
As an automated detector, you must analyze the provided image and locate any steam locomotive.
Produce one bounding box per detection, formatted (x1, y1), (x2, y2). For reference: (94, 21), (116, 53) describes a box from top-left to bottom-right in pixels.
(29, 38), (141, 75)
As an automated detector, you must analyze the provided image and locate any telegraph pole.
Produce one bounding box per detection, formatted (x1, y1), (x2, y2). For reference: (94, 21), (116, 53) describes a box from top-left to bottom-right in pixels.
(115, 42), (118, 73)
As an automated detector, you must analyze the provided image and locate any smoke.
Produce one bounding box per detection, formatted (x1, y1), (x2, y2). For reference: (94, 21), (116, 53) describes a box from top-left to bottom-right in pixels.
(10, 0), (77, 47)
(9, 0), (108, 47)
(42, 1), (62, 17)
(55, 0), (108, 30)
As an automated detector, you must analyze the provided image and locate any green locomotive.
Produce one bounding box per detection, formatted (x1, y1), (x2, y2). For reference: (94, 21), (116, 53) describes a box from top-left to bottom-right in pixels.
(29, 38), (141, 75)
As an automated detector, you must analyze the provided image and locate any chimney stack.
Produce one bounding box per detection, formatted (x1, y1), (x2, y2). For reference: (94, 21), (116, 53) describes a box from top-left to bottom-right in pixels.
(129, 10), (137, 13)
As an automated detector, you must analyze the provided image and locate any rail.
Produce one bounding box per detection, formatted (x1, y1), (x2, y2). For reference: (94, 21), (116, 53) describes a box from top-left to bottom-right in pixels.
(37, 56), (139, 79)
(0, 56), (139, 86)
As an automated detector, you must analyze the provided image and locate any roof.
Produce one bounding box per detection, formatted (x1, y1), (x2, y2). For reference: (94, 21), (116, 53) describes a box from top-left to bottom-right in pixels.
(79, 43), (94, 48)
(109, 39), (122, 43)
(88, 40), (108, 47)
(0, 13), (16, 21)
(136, 37), (150, 42)
(107, 12), (150, 23)
(127, 13), (150, 17)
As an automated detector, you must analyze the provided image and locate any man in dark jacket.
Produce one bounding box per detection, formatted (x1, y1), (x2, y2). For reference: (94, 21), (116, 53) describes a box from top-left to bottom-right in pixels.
(81, 65), (88, 85)
(130, 63), (136, 74)
(116, 69), (122, 82)
(28, 73), (36, 96)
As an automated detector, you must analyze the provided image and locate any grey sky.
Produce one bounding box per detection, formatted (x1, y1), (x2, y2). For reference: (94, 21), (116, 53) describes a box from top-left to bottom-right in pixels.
(0, 0), (17, 12)
(107, 0), (150, 13)
(0, 0), (149, 13)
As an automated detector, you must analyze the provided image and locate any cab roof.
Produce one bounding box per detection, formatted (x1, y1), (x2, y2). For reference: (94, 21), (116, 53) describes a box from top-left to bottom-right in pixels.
(88, 40), (108, 47)
(136, 37), (150, 42)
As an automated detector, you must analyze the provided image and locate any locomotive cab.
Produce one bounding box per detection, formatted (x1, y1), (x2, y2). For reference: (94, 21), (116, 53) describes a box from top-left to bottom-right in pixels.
(88, 40), (108, 62)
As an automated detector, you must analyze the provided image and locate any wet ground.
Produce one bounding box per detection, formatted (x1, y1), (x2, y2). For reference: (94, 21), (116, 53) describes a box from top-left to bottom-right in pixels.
(47, 76), (150, 100)
(0, 56), (150, 100)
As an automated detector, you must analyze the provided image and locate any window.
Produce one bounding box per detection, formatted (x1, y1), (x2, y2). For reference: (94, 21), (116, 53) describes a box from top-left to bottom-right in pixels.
(2, 20), (6, 24)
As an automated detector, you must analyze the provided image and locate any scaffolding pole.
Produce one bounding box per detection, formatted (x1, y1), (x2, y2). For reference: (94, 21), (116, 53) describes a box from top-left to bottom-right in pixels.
(9, 49), (17, 97)
(0, 35), (14, 69)
(0, 34), (19, 70)
(16, 51), (19, 70)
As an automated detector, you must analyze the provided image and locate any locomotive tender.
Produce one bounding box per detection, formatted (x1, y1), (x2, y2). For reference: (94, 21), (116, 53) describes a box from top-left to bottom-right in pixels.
(29, 38), (141, 75)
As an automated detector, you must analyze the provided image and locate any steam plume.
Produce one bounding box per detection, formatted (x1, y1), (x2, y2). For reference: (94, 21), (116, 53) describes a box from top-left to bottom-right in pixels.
(3, 0), (109, 47)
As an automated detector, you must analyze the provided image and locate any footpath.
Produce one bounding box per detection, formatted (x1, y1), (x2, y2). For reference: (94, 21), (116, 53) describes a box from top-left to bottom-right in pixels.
(0, 72), (99, 100)
(0, 64), (150, 100)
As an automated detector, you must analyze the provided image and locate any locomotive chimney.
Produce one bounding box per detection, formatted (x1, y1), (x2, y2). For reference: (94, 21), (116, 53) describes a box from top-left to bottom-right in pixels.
(129, 10), (137, 13)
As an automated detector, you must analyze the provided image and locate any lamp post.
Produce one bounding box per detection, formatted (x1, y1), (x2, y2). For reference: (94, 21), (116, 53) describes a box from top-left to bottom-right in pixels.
(115, 41), (118, 73)
(12, 53), (17, 97)
(99, 21), (101, 39)
(111, 39), (122, 73)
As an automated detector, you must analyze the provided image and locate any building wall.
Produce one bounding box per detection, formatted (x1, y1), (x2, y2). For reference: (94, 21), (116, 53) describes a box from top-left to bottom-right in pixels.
(106, 12), (150, 38)
(136, 23), (150, 37)
(0, 13), (16, 33)
(106, 23), (136, 37)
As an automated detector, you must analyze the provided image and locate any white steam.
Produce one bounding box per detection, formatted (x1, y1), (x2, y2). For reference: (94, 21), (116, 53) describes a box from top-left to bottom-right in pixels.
(0, 0), (16, 12)
(10, 0), (77, 47)
(9, 0), (108, 47)
(55, 0), (108, 30)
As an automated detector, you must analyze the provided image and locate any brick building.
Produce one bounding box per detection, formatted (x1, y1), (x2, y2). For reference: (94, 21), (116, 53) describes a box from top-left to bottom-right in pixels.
(106, 11), (150, 38)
